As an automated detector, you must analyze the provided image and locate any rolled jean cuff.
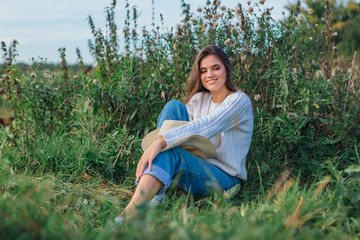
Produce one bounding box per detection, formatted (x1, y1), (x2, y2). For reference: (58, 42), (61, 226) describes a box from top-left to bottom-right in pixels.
(135, 164), (171, 195)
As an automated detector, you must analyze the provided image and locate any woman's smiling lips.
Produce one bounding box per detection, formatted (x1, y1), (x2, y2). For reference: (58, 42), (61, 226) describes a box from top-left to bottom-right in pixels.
(206, 79), (217, 84)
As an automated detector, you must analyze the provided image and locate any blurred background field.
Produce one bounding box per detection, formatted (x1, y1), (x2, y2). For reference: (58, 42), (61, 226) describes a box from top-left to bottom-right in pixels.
(0, 0), (360, 239)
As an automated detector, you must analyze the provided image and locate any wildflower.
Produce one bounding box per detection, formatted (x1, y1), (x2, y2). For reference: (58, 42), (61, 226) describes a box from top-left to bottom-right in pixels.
(190, 18), (196, 23)
(202, 23), (207, 29)
(229, 57), (232, 61)
(256, 27), (262, 33)
(308, 9), (313, 14)
(247, 1), (251, 5)
(220, 6), (226, 11)
(231, 27), (236, 33)
(93, 79), (98, 84)
(235, 8), (241, 15)
(247, 7), (253, 13)
(254, 94), (261, 101)
(332, 32), (338, 37)
(216, 1), (220, 6)
(332, 45), (338, 51)
(315, 24), (318, 29)
(212, 13), (219, 20)
(224, 38), (232, 44)
(310, 37), (313, 41)
(30, 72), (36, 78)
(259, 0), (265, 5)
(73, 75), (79, 80)
(161, 90), (166, 99)
(55, 87), (59, 91)
(230, 8), (235, 12)
(173, 43), (177, 50)
(197, 7), (202, 12)
(313, 103), (319, 108)
(213, 22), (219, 28)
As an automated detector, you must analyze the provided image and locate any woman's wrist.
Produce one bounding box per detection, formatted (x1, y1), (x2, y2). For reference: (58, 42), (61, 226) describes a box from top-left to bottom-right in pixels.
(157, 135), (167, 148)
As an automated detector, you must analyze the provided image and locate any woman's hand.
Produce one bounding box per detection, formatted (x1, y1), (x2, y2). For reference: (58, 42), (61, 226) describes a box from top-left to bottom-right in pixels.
(136, 135), (167, 178)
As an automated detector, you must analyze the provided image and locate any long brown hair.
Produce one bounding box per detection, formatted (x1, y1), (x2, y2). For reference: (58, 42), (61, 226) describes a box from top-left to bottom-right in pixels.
(184, 45), (236, 104)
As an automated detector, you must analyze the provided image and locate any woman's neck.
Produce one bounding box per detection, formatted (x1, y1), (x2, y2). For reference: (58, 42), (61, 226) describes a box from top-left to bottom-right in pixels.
(211, 88), (232, 103)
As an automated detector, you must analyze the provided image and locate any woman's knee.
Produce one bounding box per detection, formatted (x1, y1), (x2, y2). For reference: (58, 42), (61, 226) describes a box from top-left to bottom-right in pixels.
(163, 100), (186, 111)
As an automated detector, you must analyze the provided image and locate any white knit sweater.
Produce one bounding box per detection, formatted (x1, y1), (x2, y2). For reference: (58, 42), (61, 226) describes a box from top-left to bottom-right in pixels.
(160, 90), (253, 180)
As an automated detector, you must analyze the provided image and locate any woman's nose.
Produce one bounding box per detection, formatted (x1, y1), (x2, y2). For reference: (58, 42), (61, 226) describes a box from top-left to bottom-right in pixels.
(207, 69), (214, 77)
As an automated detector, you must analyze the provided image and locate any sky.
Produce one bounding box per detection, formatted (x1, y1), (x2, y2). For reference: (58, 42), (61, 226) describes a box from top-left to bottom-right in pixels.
(0, 0), (293, 65)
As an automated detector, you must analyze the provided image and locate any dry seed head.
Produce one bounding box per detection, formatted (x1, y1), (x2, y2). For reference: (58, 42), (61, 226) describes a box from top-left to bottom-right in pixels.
(220, 5), (226, 11)
(161, 90), (166, 99)
(190, 18), (196, 23)
(230, 8), (235, 12)
(216, 1), (221, 6)
(298, 15), (304, 23)
(235, 8), (241, 15)
(202, 23), (208, 28)
(30, 72), (35, 78)
(259, 0), (265, 4)
(247, 7), (253, 13)
(212, 13), (219, 20)
(197, 7), (202, 12)
(285, 196), (305, 229)
(308, 9), (313, 14)
(73, 75), (79, 80)
(315, 24), (318, 29)
(231, 27), (236, 33)
(125, 52), (130, 57)
(213, 22), (219, 28)
(332, 32), (338, 37)
(93, 79), (98, 84)
(254, 94), (260, 101)
(247, 1), (251, 5)
(256, 27), (262, 32)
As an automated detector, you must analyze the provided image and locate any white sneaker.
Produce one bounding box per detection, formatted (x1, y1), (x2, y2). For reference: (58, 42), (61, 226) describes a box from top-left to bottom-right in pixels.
(150, 192), (166, 206)
(114, 216), (124, 227)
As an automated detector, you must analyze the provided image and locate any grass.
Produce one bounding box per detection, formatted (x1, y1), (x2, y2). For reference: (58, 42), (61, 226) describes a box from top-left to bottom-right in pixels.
(1, 0), (360, 239)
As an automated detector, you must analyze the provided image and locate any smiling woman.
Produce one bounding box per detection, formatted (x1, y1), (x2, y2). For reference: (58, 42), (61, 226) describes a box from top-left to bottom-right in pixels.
(117, 45), (254, 222)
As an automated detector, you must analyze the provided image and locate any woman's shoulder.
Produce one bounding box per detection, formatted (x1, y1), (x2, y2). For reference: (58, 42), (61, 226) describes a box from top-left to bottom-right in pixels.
(228, 90), (251, 103)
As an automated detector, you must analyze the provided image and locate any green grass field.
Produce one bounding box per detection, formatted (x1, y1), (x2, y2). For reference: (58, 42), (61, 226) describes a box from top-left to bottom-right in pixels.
(1, 0), (360, 239)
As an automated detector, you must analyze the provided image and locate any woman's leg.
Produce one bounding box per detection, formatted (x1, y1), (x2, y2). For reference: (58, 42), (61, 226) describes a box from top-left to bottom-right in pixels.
(121, 175), (163, 218)
(120, 100), (189, 219)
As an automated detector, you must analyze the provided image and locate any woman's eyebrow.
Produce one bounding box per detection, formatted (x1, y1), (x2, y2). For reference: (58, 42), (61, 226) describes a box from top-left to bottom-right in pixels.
(200, 63), (222, 69)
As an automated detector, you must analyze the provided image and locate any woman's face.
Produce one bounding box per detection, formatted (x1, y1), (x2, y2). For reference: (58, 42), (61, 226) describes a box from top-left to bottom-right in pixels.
(199, 54), (228, 93)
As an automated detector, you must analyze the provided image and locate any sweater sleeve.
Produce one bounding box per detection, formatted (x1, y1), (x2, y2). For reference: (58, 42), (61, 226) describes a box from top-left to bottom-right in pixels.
(160, 92), (253, 149)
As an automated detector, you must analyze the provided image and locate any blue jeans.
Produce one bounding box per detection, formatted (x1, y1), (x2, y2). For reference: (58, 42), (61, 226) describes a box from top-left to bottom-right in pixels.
(140, 100), (241, 197)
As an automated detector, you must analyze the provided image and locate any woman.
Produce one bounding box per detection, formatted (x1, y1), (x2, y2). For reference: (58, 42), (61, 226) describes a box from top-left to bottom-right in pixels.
(116, 44), (253, 222)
